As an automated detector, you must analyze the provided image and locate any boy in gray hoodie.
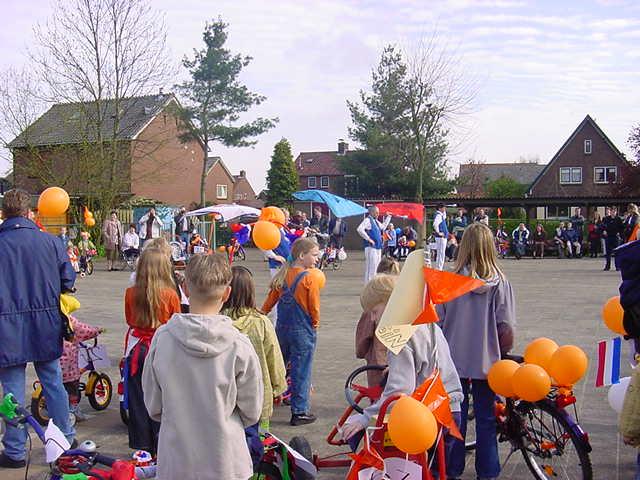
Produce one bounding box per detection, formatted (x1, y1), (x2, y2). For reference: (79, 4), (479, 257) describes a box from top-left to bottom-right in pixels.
(142, 254), (263, 480)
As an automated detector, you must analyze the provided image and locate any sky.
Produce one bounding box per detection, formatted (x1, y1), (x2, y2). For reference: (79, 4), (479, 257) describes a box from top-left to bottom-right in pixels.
(1, 0), (639, 192)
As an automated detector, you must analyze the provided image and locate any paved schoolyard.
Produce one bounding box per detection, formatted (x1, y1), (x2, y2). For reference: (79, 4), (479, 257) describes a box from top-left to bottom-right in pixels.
(2, 250), (635, 479)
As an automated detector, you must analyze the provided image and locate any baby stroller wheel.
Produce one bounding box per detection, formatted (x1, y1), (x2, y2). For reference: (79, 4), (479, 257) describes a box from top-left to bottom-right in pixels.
(288, 436), (313, 480)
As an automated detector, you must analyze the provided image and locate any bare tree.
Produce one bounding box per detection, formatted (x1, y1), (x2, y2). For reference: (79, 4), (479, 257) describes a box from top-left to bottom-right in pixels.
(404, 34), (477, 202)
(458, 158), (486, 198)
(9, 0), (176, 217)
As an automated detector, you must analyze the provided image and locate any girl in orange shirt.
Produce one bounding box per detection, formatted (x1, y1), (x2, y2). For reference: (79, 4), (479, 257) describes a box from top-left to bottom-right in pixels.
(124, 248), (181, 454)
(262, 238), (323, 426)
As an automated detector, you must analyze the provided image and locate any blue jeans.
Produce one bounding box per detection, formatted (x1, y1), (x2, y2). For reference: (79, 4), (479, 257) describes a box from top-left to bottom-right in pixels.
(449, 379), (500, 479)
(276, 324), (316, 415)
(0, 360), (75, 460)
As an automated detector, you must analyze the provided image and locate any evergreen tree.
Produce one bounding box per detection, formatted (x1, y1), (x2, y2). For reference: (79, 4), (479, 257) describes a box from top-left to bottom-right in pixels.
(266, 138), (299, 207)
(175, 19), (278, 206)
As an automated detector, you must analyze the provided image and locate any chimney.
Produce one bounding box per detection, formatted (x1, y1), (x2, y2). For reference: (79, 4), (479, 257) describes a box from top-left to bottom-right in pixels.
(159, 87), (164, 95)
(337, 139), (349, 155)
(239, 170), (246, 178)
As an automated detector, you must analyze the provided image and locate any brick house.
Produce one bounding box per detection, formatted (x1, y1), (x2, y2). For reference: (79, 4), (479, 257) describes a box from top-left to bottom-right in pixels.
(8, 93), (221, 207)
(295, 140), (350, 195)
(232, 170), (262, 208)
(527, 114), (637, 218)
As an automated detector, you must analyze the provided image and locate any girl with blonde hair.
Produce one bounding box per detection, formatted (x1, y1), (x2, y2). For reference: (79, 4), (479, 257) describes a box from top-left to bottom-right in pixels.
(262, 238), (323, 426)
(355, 274), (397, 386)
(124, 247), (181, 453)
(440, 222), (516, 480)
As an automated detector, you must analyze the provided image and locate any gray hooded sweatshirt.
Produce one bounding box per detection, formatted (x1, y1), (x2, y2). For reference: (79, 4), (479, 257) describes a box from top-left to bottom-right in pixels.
(142, 313), (263, 480)
(437, 272), (516, 379)
(347, 324), (463, 428)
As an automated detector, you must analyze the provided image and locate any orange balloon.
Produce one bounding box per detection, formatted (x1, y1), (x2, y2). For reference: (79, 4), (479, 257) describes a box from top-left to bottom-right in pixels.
(487, 359), (520, 397)
(512, 364), (551, 402)
(260, 206), (286, 227)
(85, 217), (96, 227)
(217, 245), (227, 252)
(252, 220), (281, 250)
(408, 240), (416, 248)
(307, 268), (326, 289)
(548, 345), (588, 386)
(602, 296), (626, 336)
(387, 396), (438, 454)
(524, 337), (559, 371)
(38, 187), (70, 217)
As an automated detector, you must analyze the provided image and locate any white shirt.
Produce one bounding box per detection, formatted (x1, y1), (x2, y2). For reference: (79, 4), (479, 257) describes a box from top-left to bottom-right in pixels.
(122, 231), (140, 250)
(433, 211), (447, 237)
(356, 215), (392, 244)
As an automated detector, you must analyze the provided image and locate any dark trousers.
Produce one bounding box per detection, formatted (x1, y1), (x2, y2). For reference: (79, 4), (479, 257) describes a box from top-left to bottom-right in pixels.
(604, 237), (619, 269)
(126, 343), (160, 454)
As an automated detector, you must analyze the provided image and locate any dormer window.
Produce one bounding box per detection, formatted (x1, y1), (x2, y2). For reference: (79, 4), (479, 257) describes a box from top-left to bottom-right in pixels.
(584, 139), (592, 154)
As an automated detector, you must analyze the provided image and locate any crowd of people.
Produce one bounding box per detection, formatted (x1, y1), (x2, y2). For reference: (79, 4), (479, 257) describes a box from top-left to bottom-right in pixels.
(430, 204), (639, 271)
(2, 188), (640, 479)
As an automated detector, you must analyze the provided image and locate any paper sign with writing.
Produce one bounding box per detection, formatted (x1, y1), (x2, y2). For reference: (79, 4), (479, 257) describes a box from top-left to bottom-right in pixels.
(357, 457), (422, 480)
(375, 250), (425, 353)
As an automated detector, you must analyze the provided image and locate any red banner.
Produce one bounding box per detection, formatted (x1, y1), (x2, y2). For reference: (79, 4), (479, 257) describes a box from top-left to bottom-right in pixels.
(375, 202), (425, 224)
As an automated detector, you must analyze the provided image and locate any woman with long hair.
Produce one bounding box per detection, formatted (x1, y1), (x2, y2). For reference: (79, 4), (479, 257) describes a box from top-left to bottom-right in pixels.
(124, 248), (181, 454)
(439, 223), (516, 480)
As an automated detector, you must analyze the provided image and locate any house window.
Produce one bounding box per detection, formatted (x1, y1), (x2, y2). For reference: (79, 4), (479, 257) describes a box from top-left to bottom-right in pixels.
(320, 176), (329, 188)
(594, 166), (618, 184)
(546, 206), (569, 218)
(307, 176), (317, 188)
(216, 184), (228, 199)
(559, 167), (582, 184)
(584, 139), (592, 154)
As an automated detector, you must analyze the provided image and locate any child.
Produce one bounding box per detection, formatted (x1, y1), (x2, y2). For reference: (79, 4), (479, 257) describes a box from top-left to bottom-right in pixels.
(77, 231), (96, 275)
(59, 294), (102, 422)
(142, 254), (262, 480)
(438, 222), (516, 480)
(355, 274), (397, 387)
(222, 265), (287, 431)
(262, 238), (322, 426)
(376, 256), (400, 275)
(124, 248), (181, 454)
(67, 245), (80, 273)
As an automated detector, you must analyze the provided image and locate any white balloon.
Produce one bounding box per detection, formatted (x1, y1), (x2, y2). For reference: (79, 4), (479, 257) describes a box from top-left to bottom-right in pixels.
(608, 376), (631, 413)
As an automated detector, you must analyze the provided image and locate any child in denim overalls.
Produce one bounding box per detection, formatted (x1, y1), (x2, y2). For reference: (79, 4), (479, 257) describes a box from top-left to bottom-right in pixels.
(262, 238), (323, 426)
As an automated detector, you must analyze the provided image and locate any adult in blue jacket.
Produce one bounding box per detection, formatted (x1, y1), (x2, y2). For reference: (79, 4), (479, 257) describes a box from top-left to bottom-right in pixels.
(0, 189), (76, 468)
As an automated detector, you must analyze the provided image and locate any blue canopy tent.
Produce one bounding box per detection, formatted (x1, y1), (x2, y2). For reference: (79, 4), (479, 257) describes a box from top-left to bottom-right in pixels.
(292, 190), (367, 218)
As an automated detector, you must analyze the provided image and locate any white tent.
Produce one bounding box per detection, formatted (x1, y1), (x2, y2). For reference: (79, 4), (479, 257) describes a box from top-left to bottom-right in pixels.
(185, 204), (260, 222)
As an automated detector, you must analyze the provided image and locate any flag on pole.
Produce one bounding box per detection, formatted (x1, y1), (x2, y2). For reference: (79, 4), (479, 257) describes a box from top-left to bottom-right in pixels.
(595, 337), (622, 387)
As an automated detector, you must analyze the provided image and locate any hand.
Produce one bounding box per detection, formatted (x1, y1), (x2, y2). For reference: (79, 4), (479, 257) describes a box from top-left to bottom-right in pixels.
(340, 421), (365, 440)
(274, 255), (287, 264)
(385, 211), (392, 217)
(368, 238), (375, 245)
(273, 395), (283, 405)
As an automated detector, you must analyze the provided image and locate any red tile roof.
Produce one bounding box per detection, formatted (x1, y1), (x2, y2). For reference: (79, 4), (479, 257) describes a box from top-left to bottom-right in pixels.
(295, 151), (344, 176)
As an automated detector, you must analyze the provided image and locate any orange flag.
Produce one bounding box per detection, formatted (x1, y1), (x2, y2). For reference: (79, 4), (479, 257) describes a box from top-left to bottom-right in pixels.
(413, 268), (484, 325)
(412, 369), (463, 440)
(346, 443), (384, 479)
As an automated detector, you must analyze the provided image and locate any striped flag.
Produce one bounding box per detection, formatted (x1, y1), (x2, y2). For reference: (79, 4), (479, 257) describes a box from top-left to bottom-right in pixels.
(595, 337), (622, 387)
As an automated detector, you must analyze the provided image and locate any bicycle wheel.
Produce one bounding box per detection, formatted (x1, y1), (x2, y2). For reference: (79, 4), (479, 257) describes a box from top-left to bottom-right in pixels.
(86, 259), (94, 275)
(517, 400), (592, 480)
(87, 373), (113, 410)
(30, 391), (49, 426)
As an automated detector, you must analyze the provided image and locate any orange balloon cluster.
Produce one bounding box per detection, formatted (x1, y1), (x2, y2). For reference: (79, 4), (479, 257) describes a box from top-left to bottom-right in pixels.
(387, 396), (438, 454)
(38, 187), (69, 217)
(488, 337), (588, 400)
(602, 296), (626, 336)
(253, 206), (286, 250)
(83, 206), (95, 227)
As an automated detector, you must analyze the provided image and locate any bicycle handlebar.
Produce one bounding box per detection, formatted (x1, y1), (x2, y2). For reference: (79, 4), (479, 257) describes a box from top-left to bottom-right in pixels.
(344, 365), (387, 414)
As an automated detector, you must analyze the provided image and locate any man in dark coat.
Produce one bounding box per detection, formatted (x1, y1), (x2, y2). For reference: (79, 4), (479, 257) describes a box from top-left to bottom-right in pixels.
(602, 207), (624, 271)
(0, 189), (76, 468)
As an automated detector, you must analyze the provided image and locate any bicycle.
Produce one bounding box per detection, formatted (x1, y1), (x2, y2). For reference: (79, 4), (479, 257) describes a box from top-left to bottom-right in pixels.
(465, 354), (592, 479)
(79, 251), (96, 276)
(31, 338), (113, 426)
(318, 244), (342, 271)
(1, 394), (156, 479)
